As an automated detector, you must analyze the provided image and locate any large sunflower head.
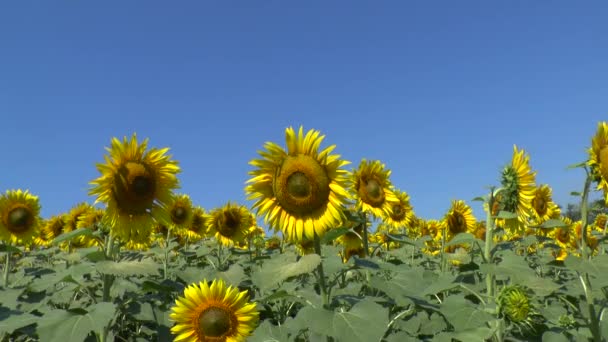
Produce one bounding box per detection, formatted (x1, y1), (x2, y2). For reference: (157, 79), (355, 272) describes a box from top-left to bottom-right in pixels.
(530, 185), (560, 224)
(498, 146), (537, 228)
(383, 189), (414, 230)
(89, 134), (180, 244)
(245, 126), (350, 242)
(0, 189), (41, 246)
(442, 200), (476, 239)
(588, 122), (608, 203)
(207, 203), (254, 247)
(170, 278), (259, 342)
(350, 160), (398, 219)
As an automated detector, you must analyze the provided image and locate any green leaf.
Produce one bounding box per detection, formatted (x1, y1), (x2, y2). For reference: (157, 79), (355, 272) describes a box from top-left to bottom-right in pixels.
(51, 228), (94, 245)
(439, 295), (495, 331)
(95, 258), (160, 276)
(249, 319), (293, 342)
(252, 253), (321, 291)
(445, 232), (478, 247)
(566, 161), (588, 170)
(539, 219), (569, 229)
(0, 311), (38, 335)
(542, 331), (571, 342)
(471, 196), (486, 202)
(571, 191), (582, 196)
(497, 211), (518, 219)
(36, 303), (117, 342)
(0, 244), (22, 254)
(321, 227), (352, 244)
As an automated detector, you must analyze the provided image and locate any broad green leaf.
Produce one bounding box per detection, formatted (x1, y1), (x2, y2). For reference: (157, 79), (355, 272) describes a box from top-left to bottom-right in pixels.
(445, 232), (479, 247)
(566, 161), (587, 170)
(333, 299), (388, 342)
(435, 326), (495, 342)
(0, 311), (37, 335)
(542, 331), (571, 342)
(95, 258), (159, 276)
(321, 227), (352, 244)
(249, 319), (293, 342)
(539, 219), (569, 229)
(37, 303), (117, 342)
(439, 295), (494, 331)
(497, 211), (517, 219)
(384, 332), (419, 342)
(204, 264), (246, 286)
(0, 244), (22, 254)
(471, 196), (486, 202)
(252, 253), (321, 290)
(51, 228), (94, 245)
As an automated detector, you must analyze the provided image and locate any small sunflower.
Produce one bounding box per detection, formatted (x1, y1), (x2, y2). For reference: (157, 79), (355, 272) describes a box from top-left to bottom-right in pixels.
(497, 285), (543, 334)
(183, 206), (208, 242)
(383, 189), (414, 230)
(442, 200), (476, 240)
(498, 146), (537, 231)
(207, 203), (253, 247)
(0, 190), (41, 245)
(350, 160), (398, 219)
(294, 238), (315, 256)
(265, 236), (282, 250)
(530, 185), (560, 224)
(36, 215), (66, 246)
(588, 122), (608, 203)
(371, 223), (401, 250)
(170, 278), (259, 342)
(169, 194), (194, 233)
(336, 231), (365, 263)
(593, 213), (607, 233)
(246, 126), (350, 242)
(62, 203), (100, 249)
(89, 134), (180, 244)
(474, 221), (486, 241)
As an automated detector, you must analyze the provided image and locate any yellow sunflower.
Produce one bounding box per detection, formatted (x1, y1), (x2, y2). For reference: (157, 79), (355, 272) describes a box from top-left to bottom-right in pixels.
(168, 194), (194, 234)
(588, 122), (608, 203)
(265, 236), (282, 250)
(593, 213), (607, 233)
(530, 185), (560, 224)
(170, 278), (259, 342)
(207, 203), (253, 247)
(245, 126), (350, 242)
(383, 189), (414, 230)
(36, 215), (66, 246)
(350, 160), (398, 219)
(183, 206), (208, 242)
(61, 203), (101, 249)
(497, 145), (537, 231)
(336, 230), (365, 263)
(0, 190), (41, 245)
(294, 238), (315, 256)
(371, 223), (401, 250)
(89, 134), (180, 244)
(442, 200), (476, 240)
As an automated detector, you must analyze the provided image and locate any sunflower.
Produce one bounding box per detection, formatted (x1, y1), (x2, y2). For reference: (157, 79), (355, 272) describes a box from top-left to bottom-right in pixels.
(170, 278), (259, 342)
(530, 185), (560, 224)
(442, 200), (476, 240)
(336, 231), (365, 263)
(383, 189), (414, 230)
(593, 213), (607, 233)
(265, 236), (282, 251)
(207, 203), (253, 247)
(371, 223), (401, 250)
(246, 126), (350, 242)
(588, 122), (608, 203)
(89, 134), (180, 244)
(549, 217), (576, 260)
(0, 190), (41, 246)
(184, 206), (208, 242)
(62, 203), (100, 249)
(497, 145), (537, 231)
(169, 194), (194, 233)
(497, 285), (543, 334)
(474, 221), (486, 241)
(36, 215), (66, 246)
(294, 238), (315, 256)
(350, 160), (398, 219)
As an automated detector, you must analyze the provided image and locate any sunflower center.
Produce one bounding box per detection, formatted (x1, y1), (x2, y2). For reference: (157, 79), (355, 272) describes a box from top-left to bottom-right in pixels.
(198, 307), (232, 338)
(274, 155), (331, 216)
(556, 227), (570, 244)
(171, 206), (188, 224)
(7, 206), (33, 233)
(391, 204), (406, 221)
(448, 212), (467, 234)
(599, 146), (608, 179)
(113, 162), (157, 215)
(219, 210), (240, 237)
(359, 178), (385, 207)
(533, 196), (547, 216)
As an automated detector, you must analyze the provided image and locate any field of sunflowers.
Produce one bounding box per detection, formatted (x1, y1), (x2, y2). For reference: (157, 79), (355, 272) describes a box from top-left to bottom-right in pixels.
(2, 122), (608, 342)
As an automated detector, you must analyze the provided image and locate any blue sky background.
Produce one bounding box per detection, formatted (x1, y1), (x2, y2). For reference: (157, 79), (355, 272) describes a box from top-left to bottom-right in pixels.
(1, 1), (607, 225)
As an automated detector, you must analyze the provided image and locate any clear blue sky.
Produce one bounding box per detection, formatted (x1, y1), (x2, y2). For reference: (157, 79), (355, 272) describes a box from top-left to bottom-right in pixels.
(1, 1), (607, 224)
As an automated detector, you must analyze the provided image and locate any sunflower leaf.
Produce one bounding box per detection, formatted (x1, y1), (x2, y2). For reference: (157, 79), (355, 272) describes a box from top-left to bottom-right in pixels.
(252, 253), (321, 291)
(445, 233), (478, 247)
(471, 196), (486, 202)
(36, 303), (117, 342)
(566, 161), (588, 169)
(571, 191), (582, 196)
(95, 259), (160, 277)
(51, 228), (94, 245)
(537, 219), (568, 229)
(321, 227), (351, 244)
(496, 211), (518, 219)
(0, 244), (22, 254)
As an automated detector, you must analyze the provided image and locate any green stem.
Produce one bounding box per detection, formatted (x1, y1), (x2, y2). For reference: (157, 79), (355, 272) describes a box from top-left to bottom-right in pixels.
(361, 212), (369, 257)
(485, 188), (496, 298)
(313, 233), (329, 308)
(3, 244), (11, 288)
(580, 273), (602, 342)
(102, 234), (115, 302)
(580, 172), (592, 260)
(440, 227), (446, 272)
(164, 228), (172, 279)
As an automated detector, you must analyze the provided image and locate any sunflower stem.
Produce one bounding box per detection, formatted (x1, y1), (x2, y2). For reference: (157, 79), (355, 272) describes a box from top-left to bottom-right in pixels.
(361, 212), (369, 257)
(313, 233), (329, 308)
(102, 234), (115, 303)
(3, 245), (11, 288)
(580, 171), (592, 260)
(164, 228), (172, 280)
(485, 188), (496, 298)
(440, 226), (447, 273)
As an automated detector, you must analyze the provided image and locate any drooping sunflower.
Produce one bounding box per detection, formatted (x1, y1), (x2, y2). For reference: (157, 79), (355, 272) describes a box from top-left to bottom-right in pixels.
(497, 145), (537, 231)
(246, 126), (350, 242)
(0, 190), (41, 245)
(588, 122), (608, 203)
(350, 160), (398, 219)
(170, 278), (259, 342)
(336, 230), (365, 263)
(530, 185), (560, 224)
(207, 203), (254, 247)
(383, 189), (414, 230)
(89, 134), (180, 243)
(294, 238), (315, 256)
(442, 200), (476, 240)
(497, 285), (543, 334)
(265, 236), (282, 251)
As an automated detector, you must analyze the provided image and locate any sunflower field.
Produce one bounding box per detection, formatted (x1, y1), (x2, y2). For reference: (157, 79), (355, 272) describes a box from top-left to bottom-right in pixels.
(2, 123), (608, 342)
